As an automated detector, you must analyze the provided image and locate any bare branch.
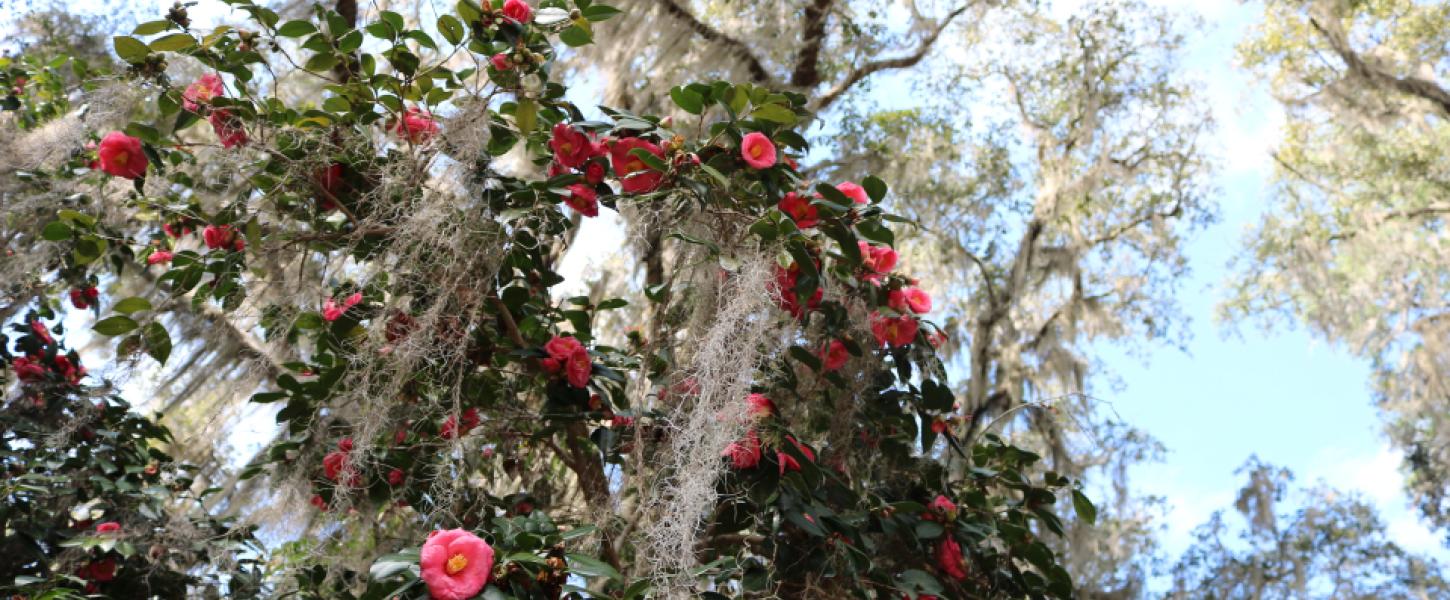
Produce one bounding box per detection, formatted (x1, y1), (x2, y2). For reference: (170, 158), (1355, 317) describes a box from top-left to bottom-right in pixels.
(811, 3), (971, 112)
(790, 0), (836, 87)
(654, 0), (775, 84)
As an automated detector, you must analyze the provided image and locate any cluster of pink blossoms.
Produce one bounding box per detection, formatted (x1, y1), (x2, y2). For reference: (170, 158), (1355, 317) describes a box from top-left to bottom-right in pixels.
(722, 393), (819, 475)
(541, 335), (592, 389)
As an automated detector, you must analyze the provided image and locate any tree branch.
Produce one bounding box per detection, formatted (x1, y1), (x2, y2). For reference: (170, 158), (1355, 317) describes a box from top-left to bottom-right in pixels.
(789, 0), (835, 87)
(811, 3), (971, 112)
(654, 0), (774, 84)
(1308, 16), (1450, 117)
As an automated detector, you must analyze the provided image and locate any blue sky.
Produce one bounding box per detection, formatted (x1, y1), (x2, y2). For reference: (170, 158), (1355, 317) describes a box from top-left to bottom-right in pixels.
(1058, 0), (1446, 564)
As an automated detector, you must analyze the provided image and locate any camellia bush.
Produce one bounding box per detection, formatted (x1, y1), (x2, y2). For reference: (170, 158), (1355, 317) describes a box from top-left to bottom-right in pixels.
(2, 1), (1095, 598)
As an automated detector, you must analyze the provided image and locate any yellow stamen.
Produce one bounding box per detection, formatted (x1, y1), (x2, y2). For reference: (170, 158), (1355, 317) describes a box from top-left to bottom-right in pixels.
(445, 553), (468, 575)
(113, 152), (129, 166)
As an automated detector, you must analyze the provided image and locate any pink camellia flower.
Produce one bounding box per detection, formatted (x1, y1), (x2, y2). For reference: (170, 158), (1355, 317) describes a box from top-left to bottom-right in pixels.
(740, 132), (777, 169)
(490, 53), (512, 71)
(337, 437), (355, 452)
(387, 468), (405, 486)
(322, 292), (363, 322)
(858, 241), (899, 283)
(777, 437), (815, 475)
(929, 495), (958, 521)
(746, 393), (775, 420)
(870, 311), (919, 348)
(95, 522), (121, 534)
(96, 131), (148, 179)
(147, 250), (174, 265)
(769, 263), (823, 317)
(837, 181), (869, 205)
(583, 161), (606, 185)
(777, 192), (819, 229)
(609, 137), (665, 193)
(889, 287), (932, 314)
(420, 529), (495, 600)
(563, 183), (599, 217)
(182, 73), (224, 113)
(202, 224), (244, 252)
(502, 0), (533, 23)
(722, 430), (762, 469)
(564, 347), (592, 388)
(393, 107), (439, 144)
(541, 335), (584, 372)
(550, 123), (598, 169)
(209, 109), (248, 148)
(819, 339), (849, 371)
(936, 535), (969, 581)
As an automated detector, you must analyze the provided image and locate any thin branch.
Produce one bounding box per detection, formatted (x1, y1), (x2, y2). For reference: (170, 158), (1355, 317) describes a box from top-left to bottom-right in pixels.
(811, 3), (971, 112)
(654, 0), (775, 84)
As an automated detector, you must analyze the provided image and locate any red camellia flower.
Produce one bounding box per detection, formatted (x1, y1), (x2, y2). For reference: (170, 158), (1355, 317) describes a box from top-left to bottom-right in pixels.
(610, 137), (665, 193)
(315, 163), (345, 210)
(310, 494), (327, 510)
(147, 250), (174, 265)
(584, 161), (607, 185)
(441, 408), (481, 439)
(182, 73), (224, 112)
(393, 107), (439, 144)
(387, 468), (405, 486)
(202, 224), (244, 252)
(770, 263), (823, 317)
(209, 109), (248, 148)
(12, 356), (47, 383)
(80, 557), (117, 583)
(819, 339), (849, 371)
(322, 291), (363, 322)
(563, 183), (599, 217)
(746, 393), (775, 420)
(870, 311), (919, 348)
(96, 131), (148, 179)
(53, 354), (84, 384)
(501, 0), (533, 23)
(777, 437), (815, 475)
(322, 450), (351, 483)
(929, 494), (958, 521)
(837, 181), (869, 204)
(777, 192), (819, 229)
(541, 336), (584, 371)
(420, 529), (495, 600)
(564, 346), (592, 388)
(95, 521), (121, 534)
(490, 53), (512, 71)
(70, 288), (90, 310)
(936, 535), (969, 581)
(740, 132), (777, 169)
(31, 320), (54, 345)
(550, 123), (598, 169)
(337, 437), (355, 452)
(722, 429), (762, 469)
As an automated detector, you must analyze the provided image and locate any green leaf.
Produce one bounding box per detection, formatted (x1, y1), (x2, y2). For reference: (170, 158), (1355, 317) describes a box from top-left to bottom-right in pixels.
(113, 36), (150, 63)
(914, 521), (944, 539)
(132, 20), (172, 36)
(669, 86), (704, 115)
(149, 33), (196, 52)
(628, 147), (668, 173)
(560, 524), (598, 541)
(437, 15), (465, 45)
(750, 103), (796, 125)
(862, 175), (887, 202)
(1072, 489), (1097, 526)
(456, 0), (484, 22)
(559, 25), (592, 47)
(112, 297), (153, 315)
(581, 5), (622, 21)
(565, 553), (621, 581)
(369, 549), (420, 581)
(93, 316), (139, 336)
(143, 322), (171, 364)
(40, 221), (71, 241)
